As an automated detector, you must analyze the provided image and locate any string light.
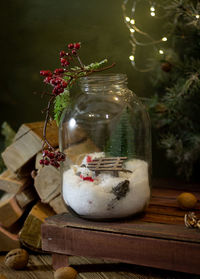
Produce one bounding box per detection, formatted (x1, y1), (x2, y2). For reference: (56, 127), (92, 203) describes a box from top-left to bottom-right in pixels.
(130, 19), (135, 24)
(122, 0), (169, 72)
(123, 0), (199, 72)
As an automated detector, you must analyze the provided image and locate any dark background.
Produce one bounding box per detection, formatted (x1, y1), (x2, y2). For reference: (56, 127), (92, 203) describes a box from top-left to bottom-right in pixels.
(0, 0), (177, 180)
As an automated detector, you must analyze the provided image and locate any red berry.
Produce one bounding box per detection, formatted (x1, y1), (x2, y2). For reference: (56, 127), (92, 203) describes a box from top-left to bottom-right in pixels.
(54, 68), (64, 74)
(59, 50), (66, 57)
(68, 43), (74, 49)
(51, 77), (62, 85)
(54, 162), (60, 168)
(53, 85), (64, 95)
(60, 58), (67, 64)
(39, 159), (44, 165)
(48, 152), (55, 159)
(74, 42), (81, 49)
(44, 76), (52, 83)
(40, 70), (52, 77)
(71, 49), (77, 55)
(64, 61), (70, 66)
(44, 159), (50, 166)
(62, 81), (68, 88)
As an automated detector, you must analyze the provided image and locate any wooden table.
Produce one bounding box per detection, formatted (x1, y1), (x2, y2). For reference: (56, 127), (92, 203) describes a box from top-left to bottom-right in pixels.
(41, 187), (200, 275)
(1, 254), (200, 279)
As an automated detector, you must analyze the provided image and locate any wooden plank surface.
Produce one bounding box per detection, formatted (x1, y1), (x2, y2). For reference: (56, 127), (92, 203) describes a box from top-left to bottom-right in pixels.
(0, 254), (199, 279)
(42, 224), (200, 274)
(44, 187), (200, 243)
(41, 187), (200, 275)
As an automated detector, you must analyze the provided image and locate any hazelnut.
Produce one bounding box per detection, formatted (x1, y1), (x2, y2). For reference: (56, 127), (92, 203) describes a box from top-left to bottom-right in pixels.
(54, 266), (77, 279)
(5, 248), (29, 270)
(0, 275), (7, 279)
(177, 192), (197, 209)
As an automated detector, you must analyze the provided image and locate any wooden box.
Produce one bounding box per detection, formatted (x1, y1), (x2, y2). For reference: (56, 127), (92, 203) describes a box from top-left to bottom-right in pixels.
(41, 187), (200, 274)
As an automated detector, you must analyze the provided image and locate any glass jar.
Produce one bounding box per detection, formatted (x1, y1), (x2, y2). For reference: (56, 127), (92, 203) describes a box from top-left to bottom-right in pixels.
(59, 73), (151, 220)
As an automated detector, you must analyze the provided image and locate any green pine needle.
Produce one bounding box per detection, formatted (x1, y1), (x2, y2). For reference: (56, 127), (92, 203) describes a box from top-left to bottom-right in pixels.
(54, 90), (70, 126)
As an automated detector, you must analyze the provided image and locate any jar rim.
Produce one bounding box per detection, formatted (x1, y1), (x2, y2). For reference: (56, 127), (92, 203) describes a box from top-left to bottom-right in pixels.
(79, 73), (127, 84)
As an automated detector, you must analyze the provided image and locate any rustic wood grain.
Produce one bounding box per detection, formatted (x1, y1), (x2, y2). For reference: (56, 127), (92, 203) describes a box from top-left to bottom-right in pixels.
(15, 186), (38, 209)
(0, 169), (30, 194)
(0, 225), (20, 252)
(0, 193), (24, 228)
(0, 254), (199, 279)
(2, 121), (58, 173)
(49, 194), (67, 214)
(34, 165), (60, 203)
(52, 253), (69, 270)
(41, 187), (200, 275)
(87, 157), (130, 173)
(20, 202), (55, 251)
(64, 138), (100, 165)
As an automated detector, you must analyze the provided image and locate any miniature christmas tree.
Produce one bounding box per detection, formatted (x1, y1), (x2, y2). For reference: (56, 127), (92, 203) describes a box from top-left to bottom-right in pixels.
(105, 107), (135, 158)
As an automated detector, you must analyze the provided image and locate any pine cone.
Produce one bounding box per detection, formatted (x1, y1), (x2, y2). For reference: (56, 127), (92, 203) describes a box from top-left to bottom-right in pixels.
(161, 62), (172, 72)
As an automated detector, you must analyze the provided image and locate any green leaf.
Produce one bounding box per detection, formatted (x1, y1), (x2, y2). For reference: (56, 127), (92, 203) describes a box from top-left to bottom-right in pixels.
(54, 90), (70, 126)
(84, 59), (108, 71)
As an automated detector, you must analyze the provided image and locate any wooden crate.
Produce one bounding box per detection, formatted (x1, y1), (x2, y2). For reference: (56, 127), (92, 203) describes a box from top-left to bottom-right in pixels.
(41, 187), (200, 274)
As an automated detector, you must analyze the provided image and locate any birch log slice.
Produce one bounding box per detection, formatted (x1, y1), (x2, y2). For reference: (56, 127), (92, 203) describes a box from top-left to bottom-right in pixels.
(0, 170), (30, 194)
(34, 166), (60, 204)
(1, 121), (59, 173)
(19, 202), (55, 251)
(49, 194), (67, 214)
(0, 193), (24, 228)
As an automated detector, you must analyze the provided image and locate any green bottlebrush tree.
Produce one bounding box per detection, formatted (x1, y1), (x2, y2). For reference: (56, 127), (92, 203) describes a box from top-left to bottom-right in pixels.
(148, 0), (200, 180)
(105, 107), (135, 158)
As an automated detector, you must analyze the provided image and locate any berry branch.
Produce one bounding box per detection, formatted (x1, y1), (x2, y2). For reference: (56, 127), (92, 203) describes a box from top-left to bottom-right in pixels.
(39, 42), (115, 168)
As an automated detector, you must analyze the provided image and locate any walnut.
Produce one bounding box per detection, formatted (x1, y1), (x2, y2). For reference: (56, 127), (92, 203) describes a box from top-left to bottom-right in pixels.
(177, 192), (197, 210)
(54, 266), (77, 279)
(184, 212), (198, 228)
(196, 220), (200, 229)
(4, 248), (29, 270)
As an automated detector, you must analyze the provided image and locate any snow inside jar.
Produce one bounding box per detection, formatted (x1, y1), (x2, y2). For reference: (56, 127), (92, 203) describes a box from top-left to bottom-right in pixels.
(59, 74), (151, 220)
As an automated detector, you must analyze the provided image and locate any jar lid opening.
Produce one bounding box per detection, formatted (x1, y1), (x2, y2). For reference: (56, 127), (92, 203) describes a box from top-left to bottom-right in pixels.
(79, 73), (127, 85)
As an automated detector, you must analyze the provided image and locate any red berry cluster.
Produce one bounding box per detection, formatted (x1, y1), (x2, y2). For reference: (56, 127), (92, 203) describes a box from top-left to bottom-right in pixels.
(39, 150), (66, 168)
(40, 42), (81, 96)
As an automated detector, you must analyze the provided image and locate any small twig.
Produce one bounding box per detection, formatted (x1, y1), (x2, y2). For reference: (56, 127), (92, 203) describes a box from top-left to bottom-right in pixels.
(42, 95), (55, 151)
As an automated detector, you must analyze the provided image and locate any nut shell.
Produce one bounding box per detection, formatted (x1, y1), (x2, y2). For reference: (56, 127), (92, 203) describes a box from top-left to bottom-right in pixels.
(54, 266), (77, 279)
(0, 275), (7, 279)
(4, 248), (29, 270)
(177, 192), (197, 209)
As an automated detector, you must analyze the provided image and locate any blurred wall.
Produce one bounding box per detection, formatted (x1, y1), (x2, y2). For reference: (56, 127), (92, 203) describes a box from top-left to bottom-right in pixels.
(0, 0), (177, 179)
